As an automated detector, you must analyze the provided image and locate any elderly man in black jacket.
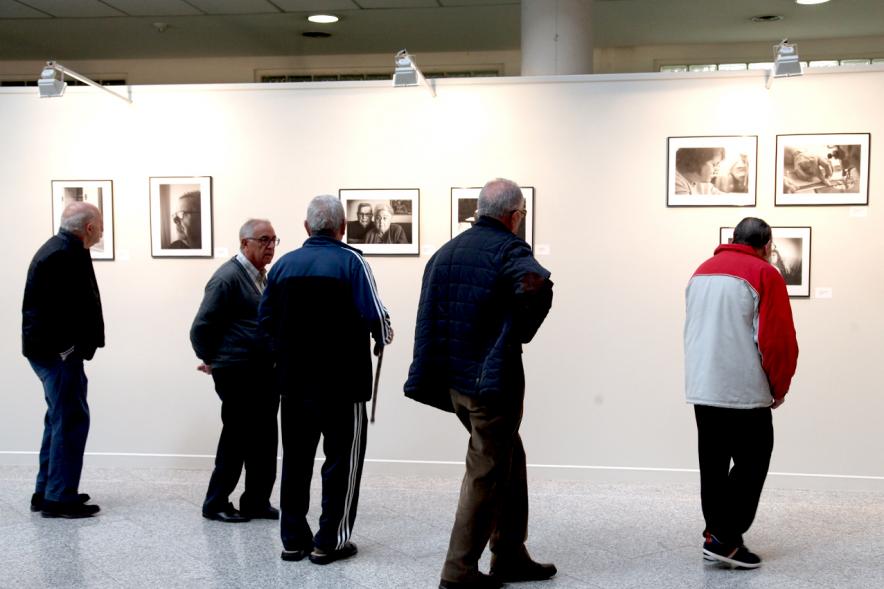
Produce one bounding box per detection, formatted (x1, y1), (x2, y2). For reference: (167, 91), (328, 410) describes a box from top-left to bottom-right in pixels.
(405, 178), (555, 589)
(191, 218), (280, 523)
(22, 202), (104, 519)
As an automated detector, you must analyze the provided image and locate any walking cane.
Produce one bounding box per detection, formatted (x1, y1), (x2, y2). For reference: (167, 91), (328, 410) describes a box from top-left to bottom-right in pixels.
(370, 346), (384, 424)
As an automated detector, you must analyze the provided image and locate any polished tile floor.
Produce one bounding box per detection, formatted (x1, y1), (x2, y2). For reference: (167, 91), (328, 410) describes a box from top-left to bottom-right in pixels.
(1, 464), (883, 588)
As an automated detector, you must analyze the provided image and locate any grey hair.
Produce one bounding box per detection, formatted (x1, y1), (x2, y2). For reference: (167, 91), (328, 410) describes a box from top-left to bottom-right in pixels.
(477, 178), (523, 218)
(306, 195), (345, 235)
(59, 202), (99, 234)
(239, 218), (271, 240)
(373, 203), (394, 218)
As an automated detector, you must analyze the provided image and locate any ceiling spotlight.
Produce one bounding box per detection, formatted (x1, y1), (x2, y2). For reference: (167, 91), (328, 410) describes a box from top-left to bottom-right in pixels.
(766, 39), (802, 88)
(307, 14), (339, 24)
(38, 64), (66, 98)
(393, 49), (435, 97)
(796, 0), (830, 5)
(37, 61), (132, 103)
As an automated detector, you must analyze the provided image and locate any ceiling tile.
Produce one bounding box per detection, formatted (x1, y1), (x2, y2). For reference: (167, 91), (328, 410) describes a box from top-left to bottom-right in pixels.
(15, 0), (126, 17)
(186, 0), (281, 15)
(272, 0), (359, 11)
(355, 0), (438, 8)
(102, 0), (203, 16)
(0, 0), (50, 17)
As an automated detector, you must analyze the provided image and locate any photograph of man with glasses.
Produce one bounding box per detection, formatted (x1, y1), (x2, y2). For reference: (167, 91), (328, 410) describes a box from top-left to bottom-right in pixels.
(169, 190), (202, 249)
(346, 202), (375, 244)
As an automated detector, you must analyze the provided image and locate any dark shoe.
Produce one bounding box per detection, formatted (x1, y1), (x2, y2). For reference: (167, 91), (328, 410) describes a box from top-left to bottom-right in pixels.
(31, 492), (91, 512)
(309, 541), (358, 565)
(490, 556), (557, 582)
(281, 547), (311, 562)
(41, 500), (100, 519)
(439, 573), (504, 589)
(202, 503), (250, 523)
(240, 505), (280, 520)
(702, 533), (761, 569)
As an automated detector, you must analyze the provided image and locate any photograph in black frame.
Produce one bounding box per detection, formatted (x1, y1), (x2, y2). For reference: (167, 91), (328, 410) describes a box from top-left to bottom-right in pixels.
(450, 186), (534, 247)
(51, 179), (115, 261)
(720, 226), (811, 298)
(340, 188), (420, 256)
(775, 133), (870, 206)
(667, 136), (757, 207)
(149, 176), (213, 258)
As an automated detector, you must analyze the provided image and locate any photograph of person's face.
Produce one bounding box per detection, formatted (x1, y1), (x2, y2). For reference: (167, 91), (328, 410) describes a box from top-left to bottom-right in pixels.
(374, 209), (392, 234)
(173, 193), (202, 248)
(699, 153), (723, 183)
(150, 176), (212, 258)
(357, 204), (373, 228)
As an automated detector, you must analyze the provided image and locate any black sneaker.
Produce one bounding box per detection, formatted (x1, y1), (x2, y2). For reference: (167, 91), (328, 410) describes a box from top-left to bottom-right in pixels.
(703, 533), (761, 569)
(308, 541), (357, 565)
(281, 547), (311, 562)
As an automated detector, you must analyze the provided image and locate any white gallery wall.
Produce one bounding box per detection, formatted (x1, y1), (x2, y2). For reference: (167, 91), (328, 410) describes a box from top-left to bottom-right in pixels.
(2, 67), (883, 490)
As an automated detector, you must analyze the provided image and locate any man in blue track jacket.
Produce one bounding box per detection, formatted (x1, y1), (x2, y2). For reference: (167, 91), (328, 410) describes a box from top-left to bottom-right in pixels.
(259, 195), (393, 566)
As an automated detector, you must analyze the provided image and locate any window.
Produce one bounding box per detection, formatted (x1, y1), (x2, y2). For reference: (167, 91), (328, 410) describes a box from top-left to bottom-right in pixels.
(661, 58), (883, 72)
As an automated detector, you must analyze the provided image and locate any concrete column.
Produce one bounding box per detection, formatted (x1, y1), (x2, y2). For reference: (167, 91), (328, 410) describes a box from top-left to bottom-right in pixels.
(521, 0), (594, 76)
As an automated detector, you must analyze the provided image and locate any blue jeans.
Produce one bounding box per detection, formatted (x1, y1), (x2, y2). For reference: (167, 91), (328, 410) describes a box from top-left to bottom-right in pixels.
(29, 355), (90, 503)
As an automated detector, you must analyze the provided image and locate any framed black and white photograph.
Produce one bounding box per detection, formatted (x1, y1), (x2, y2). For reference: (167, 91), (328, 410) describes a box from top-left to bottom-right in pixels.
(667, 136), (757, 207)
(451, 186), (535, 246)
(149, 176), (213, 258)
(340, 188), (419, 256)
(720, 226), (811, 298)
(775, 133), (870, 205)
(51, 180), (114, 261)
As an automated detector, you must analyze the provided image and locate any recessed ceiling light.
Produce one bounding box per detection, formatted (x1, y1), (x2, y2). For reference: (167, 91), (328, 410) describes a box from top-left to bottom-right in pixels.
(307, 14), (339, 24)
(796, 0), (830, 5)
(751, 14), (784, 22)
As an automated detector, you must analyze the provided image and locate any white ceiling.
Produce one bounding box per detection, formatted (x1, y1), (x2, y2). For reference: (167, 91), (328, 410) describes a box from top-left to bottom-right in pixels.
(0, 0), (882, 61)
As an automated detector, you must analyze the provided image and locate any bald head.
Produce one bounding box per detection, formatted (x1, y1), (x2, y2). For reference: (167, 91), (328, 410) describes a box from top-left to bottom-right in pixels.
(60, 202), (103, 249)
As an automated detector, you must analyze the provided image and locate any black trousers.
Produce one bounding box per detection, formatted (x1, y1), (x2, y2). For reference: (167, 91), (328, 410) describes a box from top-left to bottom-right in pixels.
(695, 404), (774, 547)
(203, 363), (279, 512)
(442, 388), (528, 583)
(279, 396), (367, 552)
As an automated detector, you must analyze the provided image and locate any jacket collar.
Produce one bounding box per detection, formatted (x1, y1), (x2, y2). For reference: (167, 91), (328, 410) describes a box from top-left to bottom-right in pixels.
(714, 243), (765, 259)
(474, 216), (510, 232)
(57, 228), (85, 247)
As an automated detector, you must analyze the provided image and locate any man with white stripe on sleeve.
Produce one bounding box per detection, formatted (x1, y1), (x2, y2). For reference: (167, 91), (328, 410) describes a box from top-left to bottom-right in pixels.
(684, 216), (798, 569)
(259, 195), (393, 565)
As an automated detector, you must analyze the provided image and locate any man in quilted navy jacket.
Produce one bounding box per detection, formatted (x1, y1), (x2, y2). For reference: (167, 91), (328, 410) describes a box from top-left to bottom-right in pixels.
(405, 178), (554, 589)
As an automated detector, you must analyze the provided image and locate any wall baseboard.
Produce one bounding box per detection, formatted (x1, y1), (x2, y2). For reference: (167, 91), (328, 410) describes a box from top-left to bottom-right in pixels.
(2, 451), (882, 491)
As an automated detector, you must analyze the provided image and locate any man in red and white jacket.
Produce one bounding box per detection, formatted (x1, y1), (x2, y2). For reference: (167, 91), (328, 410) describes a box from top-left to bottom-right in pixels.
(684, 217), (798, 569)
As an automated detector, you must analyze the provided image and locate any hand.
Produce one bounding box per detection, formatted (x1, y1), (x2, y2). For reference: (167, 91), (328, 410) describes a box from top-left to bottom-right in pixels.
(196, 363), (212, 374)
(771, 396), (786, 409)
(373, 342), (382, 357)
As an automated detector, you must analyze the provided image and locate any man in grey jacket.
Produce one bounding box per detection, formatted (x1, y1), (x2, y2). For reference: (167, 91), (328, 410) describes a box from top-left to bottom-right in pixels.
(191, 219), (281, 523)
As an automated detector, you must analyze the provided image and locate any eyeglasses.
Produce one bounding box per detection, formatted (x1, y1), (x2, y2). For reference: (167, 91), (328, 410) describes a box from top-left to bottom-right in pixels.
(511, 208), (527, 217)
(173, 210), (196, 221)
(246, 236), (280, 247)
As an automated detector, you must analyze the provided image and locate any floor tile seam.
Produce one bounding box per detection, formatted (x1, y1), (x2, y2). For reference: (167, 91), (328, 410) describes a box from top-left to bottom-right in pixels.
(348, 535), (448, 568)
